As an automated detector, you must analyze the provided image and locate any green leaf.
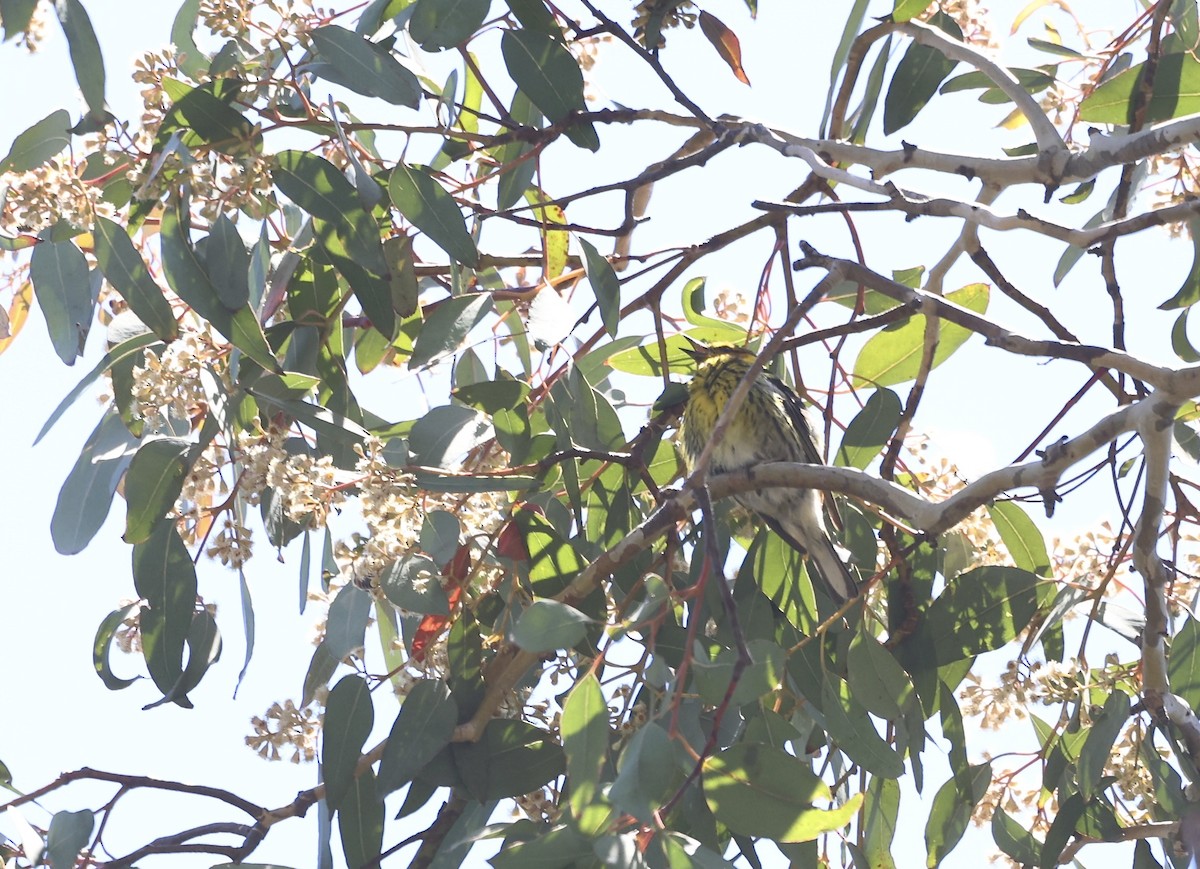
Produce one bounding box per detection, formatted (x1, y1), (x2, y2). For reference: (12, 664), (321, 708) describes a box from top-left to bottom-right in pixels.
(863, 776), (899, 869)
(992, 806), (1042, 865)
(851, 283), (988, 387)
(579, 237), (621, 338)
(161, 78), (259, 154)
(502, 28), (598, 151)
(420, 511), (460, 567)
(453, 376), (530, 414)
(891, 0), (929, 22)
(0, 109), (71, 174)
(409, 294), (492, 368)
(408, 404), (491, 467)
(940, 67), (1054, 98)
(379, 554), (451, 615)
(1, 0), (39, 39)
(925, 763), (991, 866)
(609, 722), (680, 822)
(46, 810), (93, 869)
(124, 438), (191, 545)
(30, 236), (92, 365)
(55, 0), (108, 122)
(693, 639), (786, 708)
(988, 501), (1051, 577)
(323, 674), (374, 811)
(703, 743), (861, 842)
(1079, 690), (1129, 799)
(310, 24), (421, 107)
(511, 599), (592, 652)
(1169, 616), (1200, 712)
(251, 392), (370, 444)
(490, 825), (593, 868)
(882, 12), (961, 134)
(35, 331), (160, 445)
(493, 90), (543, 210)
(132, 521), (198, 702)
(847, 629), (914, 721)
(1173, 309), (1200, 363)
(52, 409), (136, 555)
(836, 388), (902, 468)
(170, 0), (207, 78)
(408, 0), (490, 50)
(388, 163), (479, 266)
(93, 604), (139, 690)
(92, 217), (178, 341)
(1161, 217), (1200, 309)
(562, 674), (608, 817)
(453, 718), (566, 801)
(903, 566), (1042, 667)
(378, 679), (457, 794)
(324, 585), (372, 662)
(205, 214), (250, 309)
(160, 200), (278, 372)
(822, 678), (906, 778)
(338, 767), (384, 869)
(515, 507), (586, 596)
(274, 150), (364, 223)
(1080, 53), (1200, 124)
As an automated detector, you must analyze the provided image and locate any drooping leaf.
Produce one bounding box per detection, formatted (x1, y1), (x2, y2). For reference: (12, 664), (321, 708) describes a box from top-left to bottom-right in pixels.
(835, 388), (902, 468)
(988, 500), (1051, 577)
(379, 554), (451, 615)
(698, 11), (750, 84)
(46, 810), (94, 869)
(924, 763), (991, 866)
(310, 24), (421, 107)
(338, 768), (384, 869)
(511, 599), (592, 652)
(92, 217), (178, 340)
(882, 12), (962, 134)
(1078, 690), (1129, 799)
(30, 236), (92, 365)
(0, 109), (71, 173)
(902, 566), (1042, 667)
(703, 743), (861, 842)
(452, 718), (566, 801)
(562, 674), (608, 817)
(579, 237), (621, 338)
(388, 163), (479, 266)
(123, 438), (191, 544)
(93, 604), (140, 690)
(408, 0), (490, 50)
(502, 28), (598, 151)
(323, 674), (374, 811)
(132, 521), (199, 703)
(378, 679), (457, 794)
(51, 409), (137, 555)
(409, 294), (492, 368)
(55, 0), (108, 122)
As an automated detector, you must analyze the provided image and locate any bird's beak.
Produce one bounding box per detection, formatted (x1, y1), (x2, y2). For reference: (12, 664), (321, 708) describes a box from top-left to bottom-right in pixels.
(680, 335), (705, 361)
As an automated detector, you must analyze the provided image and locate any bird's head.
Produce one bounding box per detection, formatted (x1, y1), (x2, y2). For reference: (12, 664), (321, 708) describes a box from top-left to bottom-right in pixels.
(680, 337), (756, 365)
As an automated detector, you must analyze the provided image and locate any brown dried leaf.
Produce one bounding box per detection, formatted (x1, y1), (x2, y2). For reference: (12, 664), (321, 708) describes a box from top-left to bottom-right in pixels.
(699, 11), (750, 86)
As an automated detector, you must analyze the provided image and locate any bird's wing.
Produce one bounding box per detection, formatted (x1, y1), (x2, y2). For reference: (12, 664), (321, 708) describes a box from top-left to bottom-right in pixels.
(766, 374), (825, 466)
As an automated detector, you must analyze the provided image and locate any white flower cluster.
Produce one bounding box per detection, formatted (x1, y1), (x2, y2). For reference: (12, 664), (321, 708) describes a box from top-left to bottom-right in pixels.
(131, 324), (219, 423)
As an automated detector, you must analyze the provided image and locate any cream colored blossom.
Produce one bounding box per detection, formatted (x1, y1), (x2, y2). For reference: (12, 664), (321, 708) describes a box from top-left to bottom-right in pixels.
(246, 698), (322, 763)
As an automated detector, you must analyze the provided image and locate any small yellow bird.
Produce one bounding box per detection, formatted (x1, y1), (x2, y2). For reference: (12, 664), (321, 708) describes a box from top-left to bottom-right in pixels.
(681, 340), (858, 602)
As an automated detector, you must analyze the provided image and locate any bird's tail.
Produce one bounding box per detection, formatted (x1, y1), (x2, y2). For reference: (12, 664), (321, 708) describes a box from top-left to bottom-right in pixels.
(806, 533), (858, 603)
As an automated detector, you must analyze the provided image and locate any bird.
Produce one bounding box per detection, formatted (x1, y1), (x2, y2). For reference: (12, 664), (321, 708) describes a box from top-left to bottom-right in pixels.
(680, 339), (858, 603)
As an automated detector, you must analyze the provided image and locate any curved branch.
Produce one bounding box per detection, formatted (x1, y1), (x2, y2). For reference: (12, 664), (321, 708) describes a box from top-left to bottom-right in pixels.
(897, 20), (1066, 160)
